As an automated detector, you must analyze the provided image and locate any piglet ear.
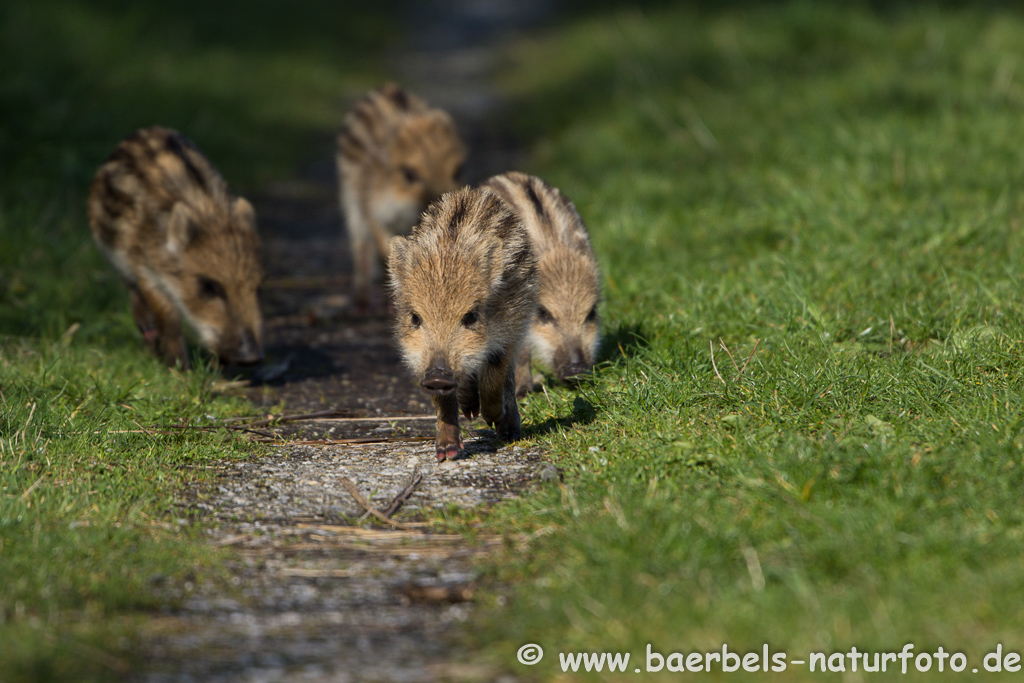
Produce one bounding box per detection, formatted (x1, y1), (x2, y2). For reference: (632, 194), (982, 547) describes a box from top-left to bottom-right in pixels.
(166, 201), (195, 255)
(387, 236), (407, 278)
(233, 197), (256, 232)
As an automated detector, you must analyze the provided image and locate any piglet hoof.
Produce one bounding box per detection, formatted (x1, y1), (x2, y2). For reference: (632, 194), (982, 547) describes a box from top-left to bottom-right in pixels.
(460, 391), (480, 421)
(436, 442), (461, 462)
(495, 418), (522, 443)
(499, 427), (521, 443)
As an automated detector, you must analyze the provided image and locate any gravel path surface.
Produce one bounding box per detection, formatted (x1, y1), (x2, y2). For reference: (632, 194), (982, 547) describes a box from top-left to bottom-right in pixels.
(140, 439), (548, 683)
(135, 4), (556, 682)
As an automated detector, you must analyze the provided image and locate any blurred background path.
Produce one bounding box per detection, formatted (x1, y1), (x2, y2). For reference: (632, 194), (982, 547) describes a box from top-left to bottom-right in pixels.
(138, 4), (556, 682)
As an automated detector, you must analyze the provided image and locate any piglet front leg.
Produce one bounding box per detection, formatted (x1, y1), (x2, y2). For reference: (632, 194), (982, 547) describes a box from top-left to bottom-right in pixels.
(422, 363), (462, 461)
(432, 393), (462, 461)
(478, 352), (523, 443)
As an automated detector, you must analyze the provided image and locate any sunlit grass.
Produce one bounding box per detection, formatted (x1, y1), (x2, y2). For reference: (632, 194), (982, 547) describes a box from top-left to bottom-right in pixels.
(478, 3), (1024, 679)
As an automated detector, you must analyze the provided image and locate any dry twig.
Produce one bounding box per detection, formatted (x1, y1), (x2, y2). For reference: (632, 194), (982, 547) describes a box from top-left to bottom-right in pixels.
(712, 338), (761, 383)
(719, 337), (740, 373)
(258, 435), (434, 446)
(383, 471), (423, 517)
(231, 409), (359, 429)
(228, 410), (435, 429)
(19, 474), (45, 502)
(710, 340), (726, 385)
(131, 419), (157, 437)
(309, 415), (435, 423)
(338, 477), (415, 529)
(739, 338), (762, 375)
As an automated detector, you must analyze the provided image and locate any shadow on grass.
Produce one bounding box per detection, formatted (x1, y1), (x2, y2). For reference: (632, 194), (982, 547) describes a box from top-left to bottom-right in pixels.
(599, 321), (650, 364)
(517, 321), (647, 439)
(526, 396), (597, 438)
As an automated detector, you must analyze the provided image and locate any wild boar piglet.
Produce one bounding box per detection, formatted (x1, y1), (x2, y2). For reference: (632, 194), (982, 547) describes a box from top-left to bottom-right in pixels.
(483, 171), (601, 396)
(88, 126), (263, 368)
(389, 187), (537, 461)
(338, 83), (467, 311)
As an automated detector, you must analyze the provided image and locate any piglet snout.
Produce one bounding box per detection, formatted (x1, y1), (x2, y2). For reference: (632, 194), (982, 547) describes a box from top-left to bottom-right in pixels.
(421, 364), (457, 395)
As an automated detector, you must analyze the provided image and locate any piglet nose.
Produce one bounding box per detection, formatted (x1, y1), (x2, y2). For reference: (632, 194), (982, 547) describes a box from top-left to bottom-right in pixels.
(421, 363), (456, 395)
(233, 331), (264, 366)
(560, 362), (590, 381)
(559, 348), (590, 381)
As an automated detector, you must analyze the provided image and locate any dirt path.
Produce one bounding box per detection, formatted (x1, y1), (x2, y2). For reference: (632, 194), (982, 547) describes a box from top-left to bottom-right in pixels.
(137, 6), (554, 683)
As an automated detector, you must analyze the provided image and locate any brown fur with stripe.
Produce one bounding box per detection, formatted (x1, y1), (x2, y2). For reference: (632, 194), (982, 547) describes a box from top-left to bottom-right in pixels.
(87, 127), (263, 368)
(388, 187), (537, 461)
(482, 172), (601, 395)
(337, 84), (467, 310)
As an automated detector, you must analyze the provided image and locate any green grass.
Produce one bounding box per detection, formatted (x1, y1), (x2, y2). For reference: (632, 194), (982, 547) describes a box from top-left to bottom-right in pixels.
(0, 2), (392, 679)
(479, 2), (1024, 680)
(0, 345), (252, 680)
(8, 1), (1024, 680)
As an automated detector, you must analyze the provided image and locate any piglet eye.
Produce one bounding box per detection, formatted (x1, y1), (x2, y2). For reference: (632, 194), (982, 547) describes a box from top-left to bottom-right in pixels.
(198, 276), (226, 300)
(410, 312), (422, 327)
(401, 165), (420, 184)
(461, 309), (478, 327)
(538, 306), (554, 324)
(586, 306), (598, 322)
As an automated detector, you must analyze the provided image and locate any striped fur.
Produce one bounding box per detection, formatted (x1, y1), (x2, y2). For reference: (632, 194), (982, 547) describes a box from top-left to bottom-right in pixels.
(337, 84), (466, 309)
(87, 127), (263, 368)
(483, 172), (602, 394)
(388, 187), (537, 461)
